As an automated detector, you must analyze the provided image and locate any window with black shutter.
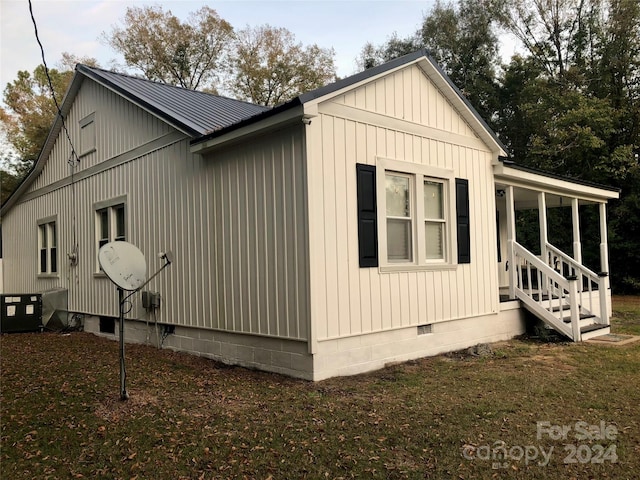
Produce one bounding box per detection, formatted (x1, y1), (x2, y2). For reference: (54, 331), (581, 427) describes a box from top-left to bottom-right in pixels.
(356, 164), (378, 267)
(456, 178), (471, 264)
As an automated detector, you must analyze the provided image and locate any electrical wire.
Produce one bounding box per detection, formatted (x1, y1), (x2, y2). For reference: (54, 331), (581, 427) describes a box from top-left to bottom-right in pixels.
(28, 0), (80, 280)
(28, 0), (80, 167)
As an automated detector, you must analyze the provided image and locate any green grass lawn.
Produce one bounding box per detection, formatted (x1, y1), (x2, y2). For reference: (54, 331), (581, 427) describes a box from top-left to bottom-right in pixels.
(1, 297), (639, 479)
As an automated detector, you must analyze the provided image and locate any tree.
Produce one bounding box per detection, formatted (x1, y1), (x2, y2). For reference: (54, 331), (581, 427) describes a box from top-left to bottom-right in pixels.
(1, 66), (71, 169)
(1, 127), (22, 205)
(494, 55), (546, 161)
(418, 0), (501, 121)
(1, 168), (21, 205)
(357, 0), (501, 122)
(0, 54), (98, 174)
(356, 34), (420, 70)
(103, 5), (233, 91)
(494, 0), (594, 80)
(594, 0), (640, 147)
(228, 25), (336, 106)
(493, 0), (640, 291)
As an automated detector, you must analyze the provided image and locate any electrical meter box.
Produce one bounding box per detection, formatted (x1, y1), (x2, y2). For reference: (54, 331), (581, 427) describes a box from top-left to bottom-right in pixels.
(142, 291), (161, 309)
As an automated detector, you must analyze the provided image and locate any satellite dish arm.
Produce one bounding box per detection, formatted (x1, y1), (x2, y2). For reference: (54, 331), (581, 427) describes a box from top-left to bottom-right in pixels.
(121, 253), (173, 303)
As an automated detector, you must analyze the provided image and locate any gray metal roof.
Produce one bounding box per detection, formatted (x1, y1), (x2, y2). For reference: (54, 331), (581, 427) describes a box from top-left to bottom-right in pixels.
(77, 65), (269, 136)
(192, 49), (509, 155)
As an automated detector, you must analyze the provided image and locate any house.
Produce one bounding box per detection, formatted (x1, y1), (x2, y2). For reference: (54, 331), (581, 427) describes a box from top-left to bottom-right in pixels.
(0, 50), (620, 380)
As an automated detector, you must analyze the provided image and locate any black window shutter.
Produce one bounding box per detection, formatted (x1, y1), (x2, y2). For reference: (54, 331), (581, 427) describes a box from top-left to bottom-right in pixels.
(356, 164), (378, 267)
(456, 178), (471, 264)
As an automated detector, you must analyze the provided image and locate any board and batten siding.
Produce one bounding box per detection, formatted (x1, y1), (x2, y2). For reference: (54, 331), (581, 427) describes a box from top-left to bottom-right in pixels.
(306, 64), (499, 343)
(27, 78), (174, 193)
(3, 77), (309, 342)
(201, 127), (309, 341)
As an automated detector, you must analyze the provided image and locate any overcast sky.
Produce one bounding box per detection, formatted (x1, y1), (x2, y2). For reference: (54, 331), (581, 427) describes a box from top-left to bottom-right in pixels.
(0, 0), (440, 91)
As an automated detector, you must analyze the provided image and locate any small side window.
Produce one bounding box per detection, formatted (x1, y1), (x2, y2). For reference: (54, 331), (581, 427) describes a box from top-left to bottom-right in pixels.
(95, 202), (126, 272)
(37, 219), (58, 275)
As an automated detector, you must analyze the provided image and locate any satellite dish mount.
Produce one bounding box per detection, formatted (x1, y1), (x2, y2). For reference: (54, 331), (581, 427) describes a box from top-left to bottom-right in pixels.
(98, 242), (173, 400)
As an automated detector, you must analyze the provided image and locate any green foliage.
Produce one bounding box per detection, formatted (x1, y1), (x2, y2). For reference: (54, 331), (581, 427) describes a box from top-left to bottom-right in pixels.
(522, 84), (616, 177)
(609, 173), (640, 293)
(228, 25), (336, 106)
(0, 54), (98, 178)
(418, 0), (501, 120)
(360, 0), (639, 291)
(0, 168), (21, 205)
(357, 34), (420, 70)
(359, 0), (501, 121)
(0, 65), (71, 166)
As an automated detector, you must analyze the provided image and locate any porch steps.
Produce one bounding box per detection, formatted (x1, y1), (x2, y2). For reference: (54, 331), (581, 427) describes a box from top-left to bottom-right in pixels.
(520, 300), (608, 341)
(580, 324), (611, 341)
(510, 240), (611, 343)
(562, 313), (596, 329)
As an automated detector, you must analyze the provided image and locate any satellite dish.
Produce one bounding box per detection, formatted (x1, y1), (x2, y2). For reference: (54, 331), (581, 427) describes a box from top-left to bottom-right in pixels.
(98, 241), (147, 291)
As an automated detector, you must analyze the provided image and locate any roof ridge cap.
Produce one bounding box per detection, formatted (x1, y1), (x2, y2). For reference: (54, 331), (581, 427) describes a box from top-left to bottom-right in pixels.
(76, 64), (267, 109)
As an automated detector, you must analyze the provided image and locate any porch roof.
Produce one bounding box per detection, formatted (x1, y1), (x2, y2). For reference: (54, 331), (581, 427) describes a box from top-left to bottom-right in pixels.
(494, 161), (620, 207)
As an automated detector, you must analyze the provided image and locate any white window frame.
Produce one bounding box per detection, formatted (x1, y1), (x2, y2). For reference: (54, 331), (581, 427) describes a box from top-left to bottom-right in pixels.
(423, 178), (447, 261)
(37, 216), (58, 276)
(385, 171), (414, 263)
(376, 157), (457, 271)
(94, 196), (127, 273)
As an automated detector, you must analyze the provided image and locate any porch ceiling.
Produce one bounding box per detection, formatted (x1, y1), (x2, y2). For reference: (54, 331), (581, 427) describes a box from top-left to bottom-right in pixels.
(493, 162), (620, 207)
(494, 187), (572, 209)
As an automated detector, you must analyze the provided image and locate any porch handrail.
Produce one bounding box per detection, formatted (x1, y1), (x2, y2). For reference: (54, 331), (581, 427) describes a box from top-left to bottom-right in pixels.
(512, 241), (578, 339)
(545, 242), (608, 324)
(515, 242), (567, 286)
(546, 243), (599, 279)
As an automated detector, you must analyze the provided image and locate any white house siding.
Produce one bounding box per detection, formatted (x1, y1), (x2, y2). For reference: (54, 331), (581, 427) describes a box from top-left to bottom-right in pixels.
(3, 79), (309, 347)
(306, 64), (501, 348)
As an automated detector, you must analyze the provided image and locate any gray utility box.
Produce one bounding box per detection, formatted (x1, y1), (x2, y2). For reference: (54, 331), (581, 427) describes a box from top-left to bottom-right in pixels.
(1, 294), (43, 333)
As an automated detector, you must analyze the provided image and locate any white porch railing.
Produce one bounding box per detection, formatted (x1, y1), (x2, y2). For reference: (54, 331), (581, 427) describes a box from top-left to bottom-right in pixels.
(512, 241), (578, 340)
(545, 243), (609, 327)
(510, 242), (611, 341)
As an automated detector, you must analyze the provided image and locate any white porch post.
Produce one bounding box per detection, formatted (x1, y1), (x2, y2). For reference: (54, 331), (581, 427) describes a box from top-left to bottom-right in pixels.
(571, 198), (582, 263)
(599, 202), (611, 323)
(599, 203), (609, 274)
(568, 277), (581, 341)
(538, 192), (548, 263)
(506, 186), (517, 299)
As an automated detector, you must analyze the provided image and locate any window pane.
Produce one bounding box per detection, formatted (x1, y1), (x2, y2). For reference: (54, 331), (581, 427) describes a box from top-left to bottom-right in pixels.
(386, 174), (410, 217)
(115, 205), (125, 241)
(50, 222), (57, 247)
(99, 209), (109, 240)
(387, 218), (412, 261)
(50, 247), (57, 273)
(424, 181), (443, 219)
(40, 249), (47, 273)
(425, 222), (444, 259)
(40, 224), (47, 248)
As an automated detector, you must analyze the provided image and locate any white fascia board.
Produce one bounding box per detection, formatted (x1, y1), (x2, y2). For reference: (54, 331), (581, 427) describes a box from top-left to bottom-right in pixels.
(190, 105), (304, 154)
(416, 59), (508, 158)
(493, 163), (620, 202)
(302, 56), (507, 158)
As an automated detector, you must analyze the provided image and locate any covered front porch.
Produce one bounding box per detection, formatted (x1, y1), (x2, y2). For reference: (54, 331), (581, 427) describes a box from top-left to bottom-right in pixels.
(494, 161), (620, 341)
